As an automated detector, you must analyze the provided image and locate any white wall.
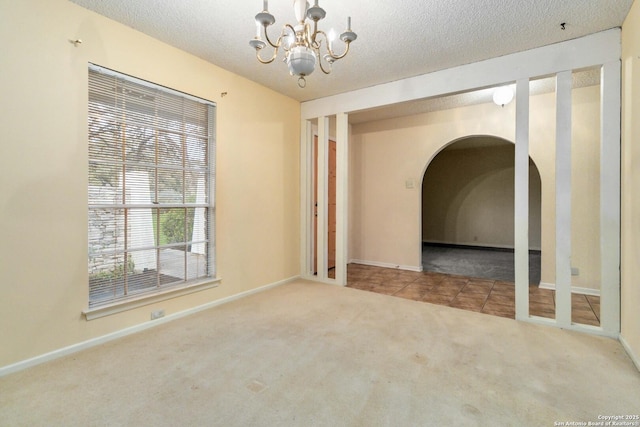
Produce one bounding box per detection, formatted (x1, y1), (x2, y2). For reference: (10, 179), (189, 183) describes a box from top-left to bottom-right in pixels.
(349, 102), (516, 270)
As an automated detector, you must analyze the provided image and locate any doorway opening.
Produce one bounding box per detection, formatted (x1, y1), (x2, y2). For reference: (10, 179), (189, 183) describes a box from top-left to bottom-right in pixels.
(313, 135), (337, 278)
(421, 135), (541, 283)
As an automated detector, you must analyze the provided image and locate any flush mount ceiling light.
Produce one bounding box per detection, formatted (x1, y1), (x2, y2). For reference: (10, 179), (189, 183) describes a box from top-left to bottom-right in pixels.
(493, 86), (514, 107)
(249, 0), (357, 88)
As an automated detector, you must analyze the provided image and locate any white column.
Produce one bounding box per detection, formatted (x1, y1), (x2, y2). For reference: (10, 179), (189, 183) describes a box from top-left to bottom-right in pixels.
(515, 78), (530, 320)
(316, 116), (329, 280)
(335, 113), (349, 285)
(600, 60), (621, 335)
(300, 119), (313, 277)
(555, 70), (573, 327)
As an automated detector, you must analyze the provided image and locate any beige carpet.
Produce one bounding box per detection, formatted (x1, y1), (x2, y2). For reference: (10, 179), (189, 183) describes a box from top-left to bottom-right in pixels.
(1, 280), (639, 426)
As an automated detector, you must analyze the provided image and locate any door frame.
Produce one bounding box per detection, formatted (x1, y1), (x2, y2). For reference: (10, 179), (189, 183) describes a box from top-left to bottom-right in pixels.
(301, 114), (349, 285)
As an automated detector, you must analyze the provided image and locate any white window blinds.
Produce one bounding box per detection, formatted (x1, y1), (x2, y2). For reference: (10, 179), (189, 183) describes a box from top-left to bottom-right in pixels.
(88, 64), (216, 307)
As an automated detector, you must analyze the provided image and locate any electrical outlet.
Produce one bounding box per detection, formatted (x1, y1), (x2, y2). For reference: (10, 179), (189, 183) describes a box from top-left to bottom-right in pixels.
(571, 267), (579, 276)
(151, 309), (165, 320)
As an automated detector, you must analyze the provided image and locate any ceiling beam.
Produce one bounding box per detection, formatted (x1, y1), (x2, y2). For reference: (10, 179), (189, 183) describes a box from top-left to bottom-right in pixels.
(301, 28), (621, 119)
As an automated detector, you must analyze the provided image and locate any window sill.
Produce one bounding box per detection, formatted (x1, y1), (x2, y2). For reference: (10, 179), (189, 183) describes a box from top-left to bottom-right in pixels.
(82, 278), (222, 321)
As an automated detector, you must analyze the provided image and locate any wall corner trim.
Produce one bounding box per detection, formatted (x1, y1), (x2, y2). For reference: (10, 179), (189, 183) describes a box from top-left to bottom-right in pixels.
(0, 276), (300, 377)
(539, 282), (601, 297)
(620, 335), (640, 373)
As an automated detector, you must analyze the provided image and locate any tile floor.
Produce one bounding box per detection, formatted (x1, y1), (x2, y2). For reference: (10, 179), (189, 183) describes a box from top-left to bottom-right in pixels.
(346, 263), (601, 326)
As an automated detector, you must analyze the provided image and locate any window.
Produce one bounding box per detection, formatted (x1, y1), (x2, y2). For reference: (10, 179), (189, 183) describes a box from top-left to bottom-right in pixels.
(88, 64), (216, 308)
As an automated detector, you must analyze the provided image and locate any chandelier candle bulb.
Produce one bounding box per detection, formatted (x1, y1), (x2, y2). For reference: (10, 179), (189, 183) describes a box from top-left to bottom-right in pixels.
(294, 0), (306, 22)
(263, 0), (268, 12)
(347, 16), (351, 30)
(256, 22), (260, 38)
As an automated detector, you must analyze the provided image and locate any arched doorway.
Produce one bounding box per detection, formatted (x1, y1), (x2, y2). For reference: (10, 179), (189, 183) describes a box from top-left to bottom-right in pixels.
(421, 135), (542, 284)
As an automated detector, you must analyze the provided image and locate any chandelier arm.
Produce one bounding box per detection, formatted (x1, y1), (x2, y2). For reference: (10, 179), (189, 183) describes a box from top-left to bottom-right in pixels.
(304, 23), (314, 48)
(327, 41), (351, 61)
(311, 29), (326, 50)
(312, 30), (351, 60)
(317, 54), (332, 75)
(266, 23), (297, 51)
(284, 23), (297, 43)
(312, 21), (319, 44)
(263, 24), (286, 49)
(256, 46), (280, 64)
(314, 44), (333, 75)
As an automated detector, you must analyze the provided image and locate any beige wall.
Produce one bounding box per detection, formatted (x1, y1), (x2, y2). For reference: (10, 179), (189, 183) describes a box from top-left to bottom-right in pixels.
(421, 139), (542, 250)
(621, 0), (640, 366)
(350, 102), (517, 270)
(350, 85), (601, 290)
(0, 0), (300, 367)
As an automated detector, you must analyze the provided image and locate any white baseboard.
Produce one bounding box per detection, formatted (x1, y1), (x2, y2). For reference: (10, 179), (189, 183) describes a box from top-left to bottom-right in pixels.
(620, 335), (640, 373)
(539, 282), (601, 297)
(0, 276), (300, 377)
(422, 240), (542, 252)
(349, 259), (423, 272)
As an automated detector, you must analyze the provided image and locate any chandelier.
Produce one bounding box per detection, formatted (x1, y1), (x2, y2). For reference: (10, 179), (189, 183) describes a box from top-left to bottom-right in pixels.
(249, 0), (357, 88)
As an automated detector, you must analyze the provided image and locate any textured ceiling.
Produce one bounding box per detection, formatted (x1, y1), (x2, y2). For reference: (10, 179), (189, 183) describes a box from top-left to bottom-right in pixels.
(69, 0), (632, 105)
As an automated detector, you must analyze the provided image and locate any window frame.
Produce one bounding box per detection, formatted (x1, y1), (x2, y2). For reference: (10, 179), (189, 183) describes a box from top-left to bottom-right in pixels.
(84, 64), (218, 319)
